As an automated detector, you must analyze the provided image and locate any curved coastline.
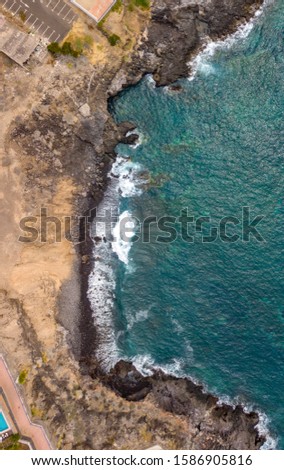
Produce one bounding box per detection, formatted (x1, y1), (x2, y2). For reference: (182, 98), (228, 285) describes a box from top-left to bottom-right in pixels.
(80, 0), (276, 450)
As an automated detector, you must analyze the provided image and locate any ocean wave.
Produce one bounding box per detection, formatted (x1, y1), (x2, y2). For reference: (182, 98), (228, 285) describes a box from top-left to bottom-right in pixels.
(112, 210), (137, 265)
(88, 155), (149, 367)
(130, 353), (276, 449)
(188, 0), (272, 80)
(215, 394), (277, 450)
(243, 404), (278, 450)
(146, 74), (157, 88)
(111, 156), (146, 198)
(132, 354), (186, 378)
(88, 243), (119, 370)
(126, 128), (144, 149)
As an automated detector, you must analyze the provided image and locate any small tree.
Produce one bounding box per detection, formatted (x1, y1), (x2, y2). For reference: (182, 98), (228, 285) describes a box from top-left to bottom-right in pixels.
(47, 42), (61, 55)
(108, 34), (120, 46)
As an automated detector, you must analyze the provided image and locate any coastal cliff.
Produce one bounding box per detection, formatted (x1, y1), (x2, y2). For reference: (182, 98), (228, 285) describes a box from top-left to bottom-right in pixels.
(0, 0), (267, 450)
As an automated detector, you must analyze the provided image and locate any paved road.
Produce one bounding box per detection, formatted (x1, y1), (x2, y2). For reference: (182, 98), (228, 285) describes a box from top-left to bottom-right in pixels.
(0, 0), (77, 42)
(0, 356), (52, 450)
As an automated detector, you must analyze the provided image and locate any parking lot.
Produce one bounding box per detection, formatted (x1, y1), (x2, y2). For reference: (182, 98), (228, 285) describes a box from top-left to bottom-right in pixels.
(0, 0), (77, 42)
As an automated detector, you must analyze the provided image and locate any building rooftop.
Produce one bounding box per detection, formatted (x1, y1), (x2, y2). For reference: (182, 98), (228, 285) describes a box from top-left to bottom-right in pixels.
(70, 0), (116, 22)
(0, 15), (39, 66)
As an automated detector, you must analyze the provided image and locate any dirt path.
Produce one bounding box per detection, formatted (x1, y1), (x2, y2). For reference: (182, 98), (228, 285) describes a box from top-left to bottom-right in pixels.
(0, 356), (51, 450)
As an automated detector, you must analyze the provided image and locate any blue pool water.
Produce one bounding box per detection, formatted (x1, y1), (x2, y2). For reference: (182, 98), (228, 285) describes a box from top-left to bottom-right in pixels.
(0, 412), (9, 432)
(90, 0), (284, 448)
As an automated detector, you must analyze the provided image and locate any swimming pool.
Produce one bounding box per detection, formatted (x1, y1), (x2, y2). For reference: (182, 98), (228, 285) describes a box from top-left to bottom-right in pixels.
(0, 411), (9, 432)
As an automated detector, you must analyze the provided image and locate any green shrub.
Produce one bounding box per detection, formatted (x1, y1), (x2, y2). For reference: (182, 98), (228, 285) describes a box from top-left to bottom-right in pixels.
(47, 42), (61, 55)
(47, 41), (81, 58)
(111, 0), (123, 12)
(61, 41), (81, 57)
(18, 369), (28, 385)
(108, 34), (120, 46)
(130, 0), (150, 9)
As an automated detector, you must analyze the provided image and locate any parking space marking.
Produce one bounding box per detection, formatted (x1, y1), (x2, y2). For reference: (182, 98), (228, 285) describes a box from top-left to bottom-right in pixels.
(58, 4), (67, 15)
(51, 0), (60, 11)
(0, 0), (78, 41)
(42, 25), (50, 35)
(35, 20), (44, 33)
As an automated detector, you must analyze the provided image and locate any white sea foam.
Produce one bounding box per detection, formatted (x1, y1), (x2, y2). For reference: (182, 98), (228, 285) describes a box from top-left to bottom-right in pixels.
(188, 0), (272, 80)
(215, 394), (277, 450)
(243, 404), (278, 450)
(126, 128), (144, 149)
(132, 354), (186, 378)
(132, 354), (276, 449)
(146, 74), (157, 88)
(112, 210), (137, 265)
(111, 156), (146, 198)
(127, 308), (150, 330)
(88, 154), (148, 368)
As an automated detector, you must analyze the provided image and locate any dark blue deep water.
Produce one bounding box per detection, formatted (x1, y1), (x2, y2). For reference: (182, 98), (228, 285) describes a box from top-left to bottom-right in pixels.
(110, 0), (284, 447)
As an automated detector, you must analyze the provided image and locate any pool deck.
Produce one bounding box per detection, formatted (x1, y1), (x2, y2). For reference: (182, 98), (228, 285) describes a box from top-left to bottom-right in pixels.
(0, 356), (52, 450)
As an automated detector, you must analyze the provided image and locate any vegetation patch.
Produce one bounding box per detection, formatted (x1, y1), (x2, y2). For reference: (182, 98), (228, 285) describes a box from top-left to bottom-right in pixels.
(108, 34), (121, 46)
(111, 0), (123, 13)
(31, 405), (44, 419)
(129, 0), (150, 10)
(18, 369), (28, 385)
(47, 41), (82, 58)
(19, 10), (26, 22)
(0, 434), (27, 450)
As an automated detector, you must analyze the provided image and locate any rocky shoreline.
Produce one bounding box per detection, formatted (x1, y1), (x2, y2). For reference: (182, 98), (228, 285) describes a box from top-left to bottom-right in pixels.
(0, 0), (269, 450)
(79, 0), (267, 450)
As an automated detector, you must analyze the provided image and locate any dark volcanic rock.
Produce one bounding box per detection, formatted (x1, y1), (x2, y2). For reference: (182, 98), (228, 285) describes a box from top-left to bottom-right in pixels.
(112, 0), (263, 87)
(106, 361), (265, 450)
(80, 0), (267, 450)
(106, 360), (152, 401)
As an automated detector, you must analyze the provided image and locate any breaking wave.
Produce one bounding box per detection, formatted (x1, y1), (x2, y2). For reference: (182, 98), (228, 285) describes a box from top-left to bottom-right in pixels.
(188, 0), (272, 80)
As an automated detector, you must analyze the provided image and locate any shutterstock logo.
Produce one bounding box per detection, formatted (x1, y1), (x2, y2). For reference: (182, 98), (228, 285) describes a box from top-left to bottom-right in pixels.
(18, 206), (266, 245)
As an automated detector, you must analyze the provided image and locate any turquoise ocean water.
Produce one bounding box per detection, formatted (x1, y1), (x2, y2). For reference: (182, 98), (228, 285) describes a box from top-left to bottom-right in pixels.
(91, 0), (284, 448)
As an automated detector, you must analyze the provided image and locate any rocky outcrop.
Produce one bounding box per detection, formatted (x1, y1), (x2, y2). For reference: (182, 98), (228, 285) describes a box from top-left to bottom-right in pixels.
(83, 0), (268, 450)
(109, 0), (263, 89)
(105, 361), (264, 450)
(0, 0), (268, 451)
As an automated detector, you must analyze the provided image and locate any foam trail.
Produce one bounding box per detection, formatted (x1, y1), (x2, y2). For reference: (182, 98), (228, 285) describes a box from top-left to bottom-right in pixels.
(132, 354), (186, 378)
(111, 156), (147, 198)
(87, 176), (120, 370)
(127, 308), (150, 331)
(112, 210), (137, 265)
(88, 155), (149, 369)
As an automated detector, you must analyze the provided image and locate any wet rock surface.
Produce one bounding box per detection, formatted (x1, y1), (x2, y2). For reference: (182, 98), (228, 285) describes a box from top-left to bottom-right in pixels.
(0, 0), (267, 450)
(105, 361), (265, 449)
(88, 0), (267, 449)
(109, 0), (263, 89)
